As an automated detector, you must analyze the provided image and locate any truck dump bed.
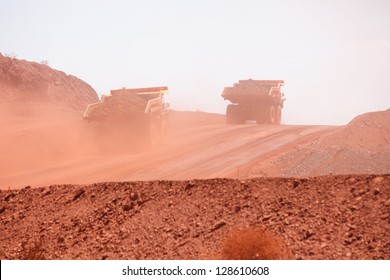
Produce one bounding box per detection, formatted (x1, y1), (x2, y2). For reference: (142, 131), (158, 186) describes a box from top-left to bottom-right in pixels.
(83, 86), (168, 121)
(222, 80), (284, 104)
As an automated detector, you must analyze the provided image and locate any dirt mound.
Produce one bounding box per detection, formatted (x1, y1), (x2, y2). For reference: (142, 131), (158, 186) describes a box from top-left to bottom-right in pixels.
(324, 109), (390, 152)
(87, 92), (148, 120)
(0, 53), (99, 116)
(0, 175), (388, 260)
(255, 109), (390, 177)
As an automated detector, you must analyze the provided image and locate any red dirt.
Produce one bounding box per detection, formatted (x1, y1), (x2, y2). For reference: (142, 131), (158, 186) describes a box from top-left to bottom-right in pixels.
(0, 53), (98, 112)
(249, 109), (390, 177)
(0, 175), (388, 259)
(0, 55), (389, 260)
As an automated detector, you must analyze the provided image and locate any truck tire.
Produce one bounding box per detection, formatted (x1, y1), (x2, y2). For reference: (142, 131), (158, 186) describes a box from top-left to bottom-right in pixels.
(268, 105), (276, 124)
(160, 120), (168, 144)
(276, 106), (282, 124)
(256, 107), (267, 124)
(235, 105), (245, 124)
(226, 104), (237, 124)
(148, 122), (159, 148)
(227, 104), (246, 124)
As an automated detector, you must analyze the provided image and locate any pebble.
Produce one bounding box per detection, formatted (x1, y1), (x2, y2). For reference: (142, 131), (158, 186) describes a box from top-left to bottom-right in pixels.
(372, 177), (384, 184)
(346, 178), (357, 185)
(210, 220), (226, 232)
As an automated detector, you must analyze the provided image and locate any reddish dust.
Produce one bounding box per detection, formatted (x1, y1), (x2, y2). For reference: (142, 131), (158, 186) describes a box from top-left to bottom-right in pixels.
(2, 105), (390, 188)
(0, 104), (157, 188)
(0, 106), (339, 189)
(0, 107), (228, 188)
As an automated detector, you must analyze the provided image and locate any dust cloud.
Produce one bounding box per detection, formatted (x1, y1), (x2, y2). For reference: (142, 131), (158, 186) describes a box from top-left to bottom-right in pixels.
(0, 106), (229, 188)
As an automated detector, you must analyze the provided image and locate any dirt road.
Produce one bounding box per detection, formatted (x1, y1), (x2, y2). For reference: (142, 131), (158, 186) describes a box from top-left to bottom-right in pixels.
(0, 116), (337, 188)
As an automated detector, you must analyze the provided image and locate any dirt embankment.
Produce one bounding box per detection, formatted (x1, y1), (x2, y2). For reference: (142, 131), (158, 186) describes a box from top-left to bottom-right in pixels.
(0, 53), (98, 118)
(249, 109), (390, 177)
(0, 175), (388, 260)
(324, 109), (390, 152)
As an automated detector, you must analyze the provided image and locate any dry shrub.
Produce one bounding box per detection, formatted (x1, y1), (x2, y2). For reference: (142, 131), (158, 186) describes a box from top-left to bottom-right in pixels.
(20, 240), (45, 260)
(220, 227), (292, 260)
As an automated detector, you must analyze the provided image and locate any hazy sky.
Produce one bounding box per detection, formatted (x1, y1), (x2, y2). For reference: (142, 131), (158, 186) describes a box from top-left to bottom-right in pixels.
(1, 0), (389, 124)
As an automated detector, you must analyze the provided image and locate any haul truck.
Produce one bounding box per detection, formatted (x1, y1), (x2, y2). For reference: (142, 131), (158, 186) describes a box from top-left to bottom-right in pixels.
(221, 79), (285, 124)
(83, 86), (169, 148)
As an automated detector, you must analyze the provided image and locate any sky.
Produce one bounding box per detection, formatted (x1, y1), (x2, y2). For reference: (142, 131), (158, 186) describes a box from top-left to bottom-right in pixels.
(1, 0), (389, 125)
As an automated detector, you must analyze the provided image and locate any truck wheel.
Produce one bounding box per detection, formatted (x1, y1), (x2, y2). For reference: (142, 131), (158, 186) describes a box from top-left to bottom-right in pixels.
(235, 105), (246, 124)
(268, 105), (276, 124)
(226, 104), (237, 124)
(148, 123), (159, 148)
(160, 120), (168, 144)
(256, 107), (267, 124)
(276, 106), (282, 124)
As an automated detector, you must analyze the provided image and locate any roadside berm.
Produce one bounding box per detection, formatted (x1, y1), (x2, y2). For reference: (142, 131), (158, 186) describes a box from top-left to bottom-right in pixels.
(0, 175), (388, 260)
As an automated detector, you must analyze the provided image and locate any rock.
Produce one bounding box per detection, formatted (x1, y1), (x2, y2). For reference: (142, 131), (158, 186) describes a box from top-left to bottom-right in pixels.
(349, 206), (358, 211)
(72, 189), (85, 201)
(42, 190), (51, 196)
(210, 220), (226, 232)
(184, 182), (195, 191)
(130, 193), (138, 201)
(303, 230), (314, 240)
(4, 193), (15, 201)
(346, 178), (357, 185)
(123, 203), (134, 212)
(262, 214), (272, 221)
(372, 177), (384, 184)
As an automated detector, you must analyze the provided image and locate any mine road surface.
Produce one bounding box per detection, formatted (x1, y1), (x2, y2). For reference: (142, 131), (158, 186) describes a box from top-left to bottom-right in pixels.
(0, 119), (338, 188)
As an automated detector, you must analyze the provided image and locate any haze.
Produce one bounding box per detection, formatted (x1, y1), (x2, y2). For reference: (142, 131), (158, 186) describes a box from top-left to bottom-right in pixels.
(1, 0), (389, 125)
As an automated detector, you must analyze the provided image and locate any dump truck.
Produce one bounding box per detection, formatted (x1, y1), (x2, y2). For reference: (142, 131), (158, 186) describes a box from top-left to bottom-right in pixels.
(221, 79), (285, 124)
(83, 86), (169, 148)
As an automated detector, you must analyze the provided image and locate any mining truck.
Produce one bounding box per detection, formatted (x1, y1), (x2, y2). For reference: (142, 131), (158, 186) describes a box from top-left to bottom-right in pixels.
(221, 80), (285, 124)
(83, 86), (169, 148)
